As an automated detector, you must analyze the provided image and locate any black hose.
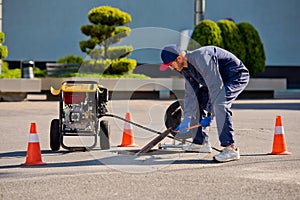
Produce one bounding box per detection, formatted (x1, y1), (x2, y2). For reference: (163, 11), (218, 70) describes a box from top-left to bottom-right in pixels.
(103, 113), (221, 152)
(103, 113), (187, 143)
(104, 113), (162, 135)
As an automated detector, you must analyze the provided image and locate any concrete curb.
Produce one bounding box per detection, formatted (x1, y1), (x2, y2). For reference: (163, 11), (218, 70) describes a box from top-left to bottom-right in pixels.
(0, 77), (289, 101)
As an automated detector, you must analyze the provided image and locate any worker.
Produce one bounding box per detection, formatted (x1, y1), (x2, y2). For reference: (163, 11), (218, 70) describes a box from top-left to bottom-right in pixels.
(160, 44), (249, 162)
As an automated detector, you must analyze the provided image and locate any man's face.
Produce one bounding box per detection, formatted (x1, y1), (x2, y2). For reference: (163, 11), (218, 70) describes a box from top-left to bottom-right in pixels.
(169, 56), (185, 72)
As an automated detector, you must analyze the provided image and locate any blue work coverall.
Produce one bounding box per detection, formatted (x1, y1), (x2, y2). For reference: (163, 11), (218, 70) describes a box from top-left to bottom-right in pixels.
(181, 46), (249, 147)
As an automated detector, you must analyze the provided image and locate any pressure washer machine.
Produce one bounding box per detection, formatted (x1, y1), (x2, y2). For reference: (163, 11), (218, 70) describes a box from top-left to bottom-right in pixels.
(49, 81), (110, 151)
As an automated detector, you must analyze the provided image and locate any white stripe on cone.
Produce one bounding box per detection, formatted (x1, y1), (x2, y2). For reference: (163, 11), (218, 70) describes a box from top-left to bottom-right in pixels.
(29, 134), (40, 143)
(274, 126), (284, 135)
(124, 121), (133, 130)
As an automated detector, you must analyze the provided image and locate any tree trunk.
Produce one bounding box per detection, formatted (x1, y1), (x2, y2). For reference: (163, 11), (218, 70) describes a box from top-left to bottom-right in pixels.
(104, 41), (109, 59)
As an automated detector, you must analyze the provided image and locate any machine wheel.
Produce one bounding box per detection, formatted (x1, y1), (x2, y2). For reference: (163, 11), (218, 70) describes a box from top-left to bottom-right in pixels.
(99, 120), (110, 150)
(50, 119), (61, 151)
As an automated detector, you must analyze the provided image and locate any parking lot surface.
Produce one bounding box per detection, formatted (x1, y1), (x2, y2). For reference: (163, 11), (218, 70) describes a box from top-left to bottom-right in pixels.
(0, 99), (299, 199)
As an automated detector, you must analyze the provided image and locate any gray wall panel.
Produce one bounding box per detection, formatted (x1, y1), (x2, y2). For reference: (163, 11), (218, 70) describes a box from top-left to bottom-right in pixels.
(2, 0), (299, 66)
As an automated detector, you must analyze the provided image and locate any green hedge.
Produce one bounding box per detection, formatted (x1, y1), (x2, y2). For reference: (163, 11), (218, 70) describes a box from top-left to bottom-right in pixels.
(188, 19), (266, 77)
(0, 62), (21, 78)
(0, 62), (47, 78)
(237, 22), (266, 76)
(217, 20), (246, 62)
(188, 20), (223, 50)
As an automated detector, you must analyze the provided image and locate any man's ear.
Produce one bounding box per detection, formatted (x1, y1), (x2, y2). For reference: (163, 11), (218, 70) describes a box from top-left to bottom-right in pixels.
(177, 55), (183, 62)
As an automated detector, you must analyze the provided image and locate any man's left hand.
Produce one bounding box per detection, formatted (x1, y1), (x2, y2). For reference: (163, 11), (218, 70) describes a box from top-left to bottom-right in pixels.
(177, 117), (191, 134)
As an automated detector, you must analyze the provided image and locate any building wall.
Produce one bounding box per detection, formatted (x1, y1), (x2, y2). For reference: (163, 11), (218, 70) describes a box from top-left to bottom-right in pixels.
(2, 0), (300, 66)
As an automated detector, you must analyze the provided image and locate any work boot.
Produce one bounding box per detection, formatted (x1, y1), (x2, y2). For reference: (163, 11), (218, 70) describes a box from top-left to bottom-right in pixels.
(183, 142), (212, 153)
(213, 146), (240, 162)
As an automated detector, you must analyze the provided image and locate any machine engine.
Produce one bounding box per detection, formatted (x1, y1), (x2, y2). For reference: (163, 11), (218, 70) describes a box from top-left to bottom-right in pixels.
(62, 86), (108, 134)
(63, 103), (96, 132)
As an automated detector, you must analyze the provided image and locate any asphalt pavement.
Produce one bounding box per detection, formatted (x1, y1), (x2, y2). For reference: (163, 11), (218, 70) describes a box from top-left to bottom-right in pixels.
(0, 99), (299, 200)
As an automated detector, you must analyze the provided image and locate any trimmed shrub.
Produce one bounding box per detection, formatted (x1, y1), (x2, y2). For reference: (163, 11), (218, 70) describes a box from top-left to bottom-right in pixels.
(0, 46), (8, 59)
(79, 59), (112, 74)
(80, 6), (135, 76)
(79, 37), (98, 53)
(188, 20), (223, 50)
(0, 32), (5, 43)
(106, 58), (137, 74)
(0, 32), (8, 60)
(88, 48), (104, 60)
(217, 20), (246, 62)
(237, 22), (266, 77)
(57, 55), (83, 64)
(89, 46), (133, 60)
(34, 67), (47, 78)
(52, 55), (83, 77)
(88, 6), (131, 26)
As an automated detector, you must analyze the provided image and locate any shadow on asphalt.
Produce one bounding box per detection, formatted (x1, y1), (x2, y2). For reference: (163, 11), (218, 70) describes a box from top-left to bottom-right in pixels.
(0, 150), (72, 158)
(241, 153), (270, 157)
(0, 149), (218, 169)
(0, 150), (296, 169)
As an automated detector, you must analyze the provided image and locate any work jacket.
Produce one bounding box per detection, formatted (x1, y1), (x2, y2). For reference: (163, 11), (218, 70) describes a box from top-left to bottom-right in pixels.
(181, 46), (248, 118)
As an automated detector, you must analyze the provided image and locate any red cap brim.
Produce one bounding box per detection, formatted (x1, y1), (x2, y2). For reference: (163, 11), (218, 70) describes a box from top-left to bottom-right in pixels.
(160, 61), (172, 71)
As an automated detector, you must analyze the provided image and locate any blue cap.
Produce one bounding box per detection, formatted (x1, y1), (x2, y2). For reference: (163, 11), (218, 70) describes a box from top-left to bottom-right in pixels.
(160, 44), (181, 71)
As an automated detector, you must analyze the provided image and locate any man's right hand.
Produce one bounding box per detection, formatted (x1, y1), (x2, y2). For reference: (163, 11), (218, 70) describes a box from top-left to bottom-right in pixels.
(200, 116), (212, 127)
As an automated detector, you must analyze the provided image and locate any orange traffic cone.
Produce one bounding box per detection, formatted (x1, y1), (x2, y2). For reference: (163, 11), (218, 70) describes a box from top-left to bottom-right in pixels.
(118, 112), (138, 147)
(269, 116), (291, 155)
(22, 122), (46, 166)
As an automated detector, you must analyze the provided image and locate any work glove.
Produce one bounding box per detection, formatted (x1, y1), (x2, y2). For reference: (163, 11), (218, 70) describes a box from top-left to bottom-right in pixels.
(176, 117), (191, 134)
(200, 116), (212, 127)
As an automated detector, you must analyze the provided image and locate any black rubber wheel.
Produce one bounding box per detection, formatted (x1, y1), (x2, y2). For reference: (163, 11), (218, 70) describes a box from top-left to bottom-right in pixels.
(164, 100), (184, 130)
(50, 119), (61, 151)
(99, 120), (110, 150)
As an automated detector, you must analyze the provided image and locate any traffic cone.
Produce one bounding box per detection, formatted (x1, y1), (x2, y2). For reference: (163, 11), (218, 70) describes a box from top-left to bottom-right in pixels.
(22, 122), (46, 166)
(118, 112), (138, 147)
(269, 116), (291, 155)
